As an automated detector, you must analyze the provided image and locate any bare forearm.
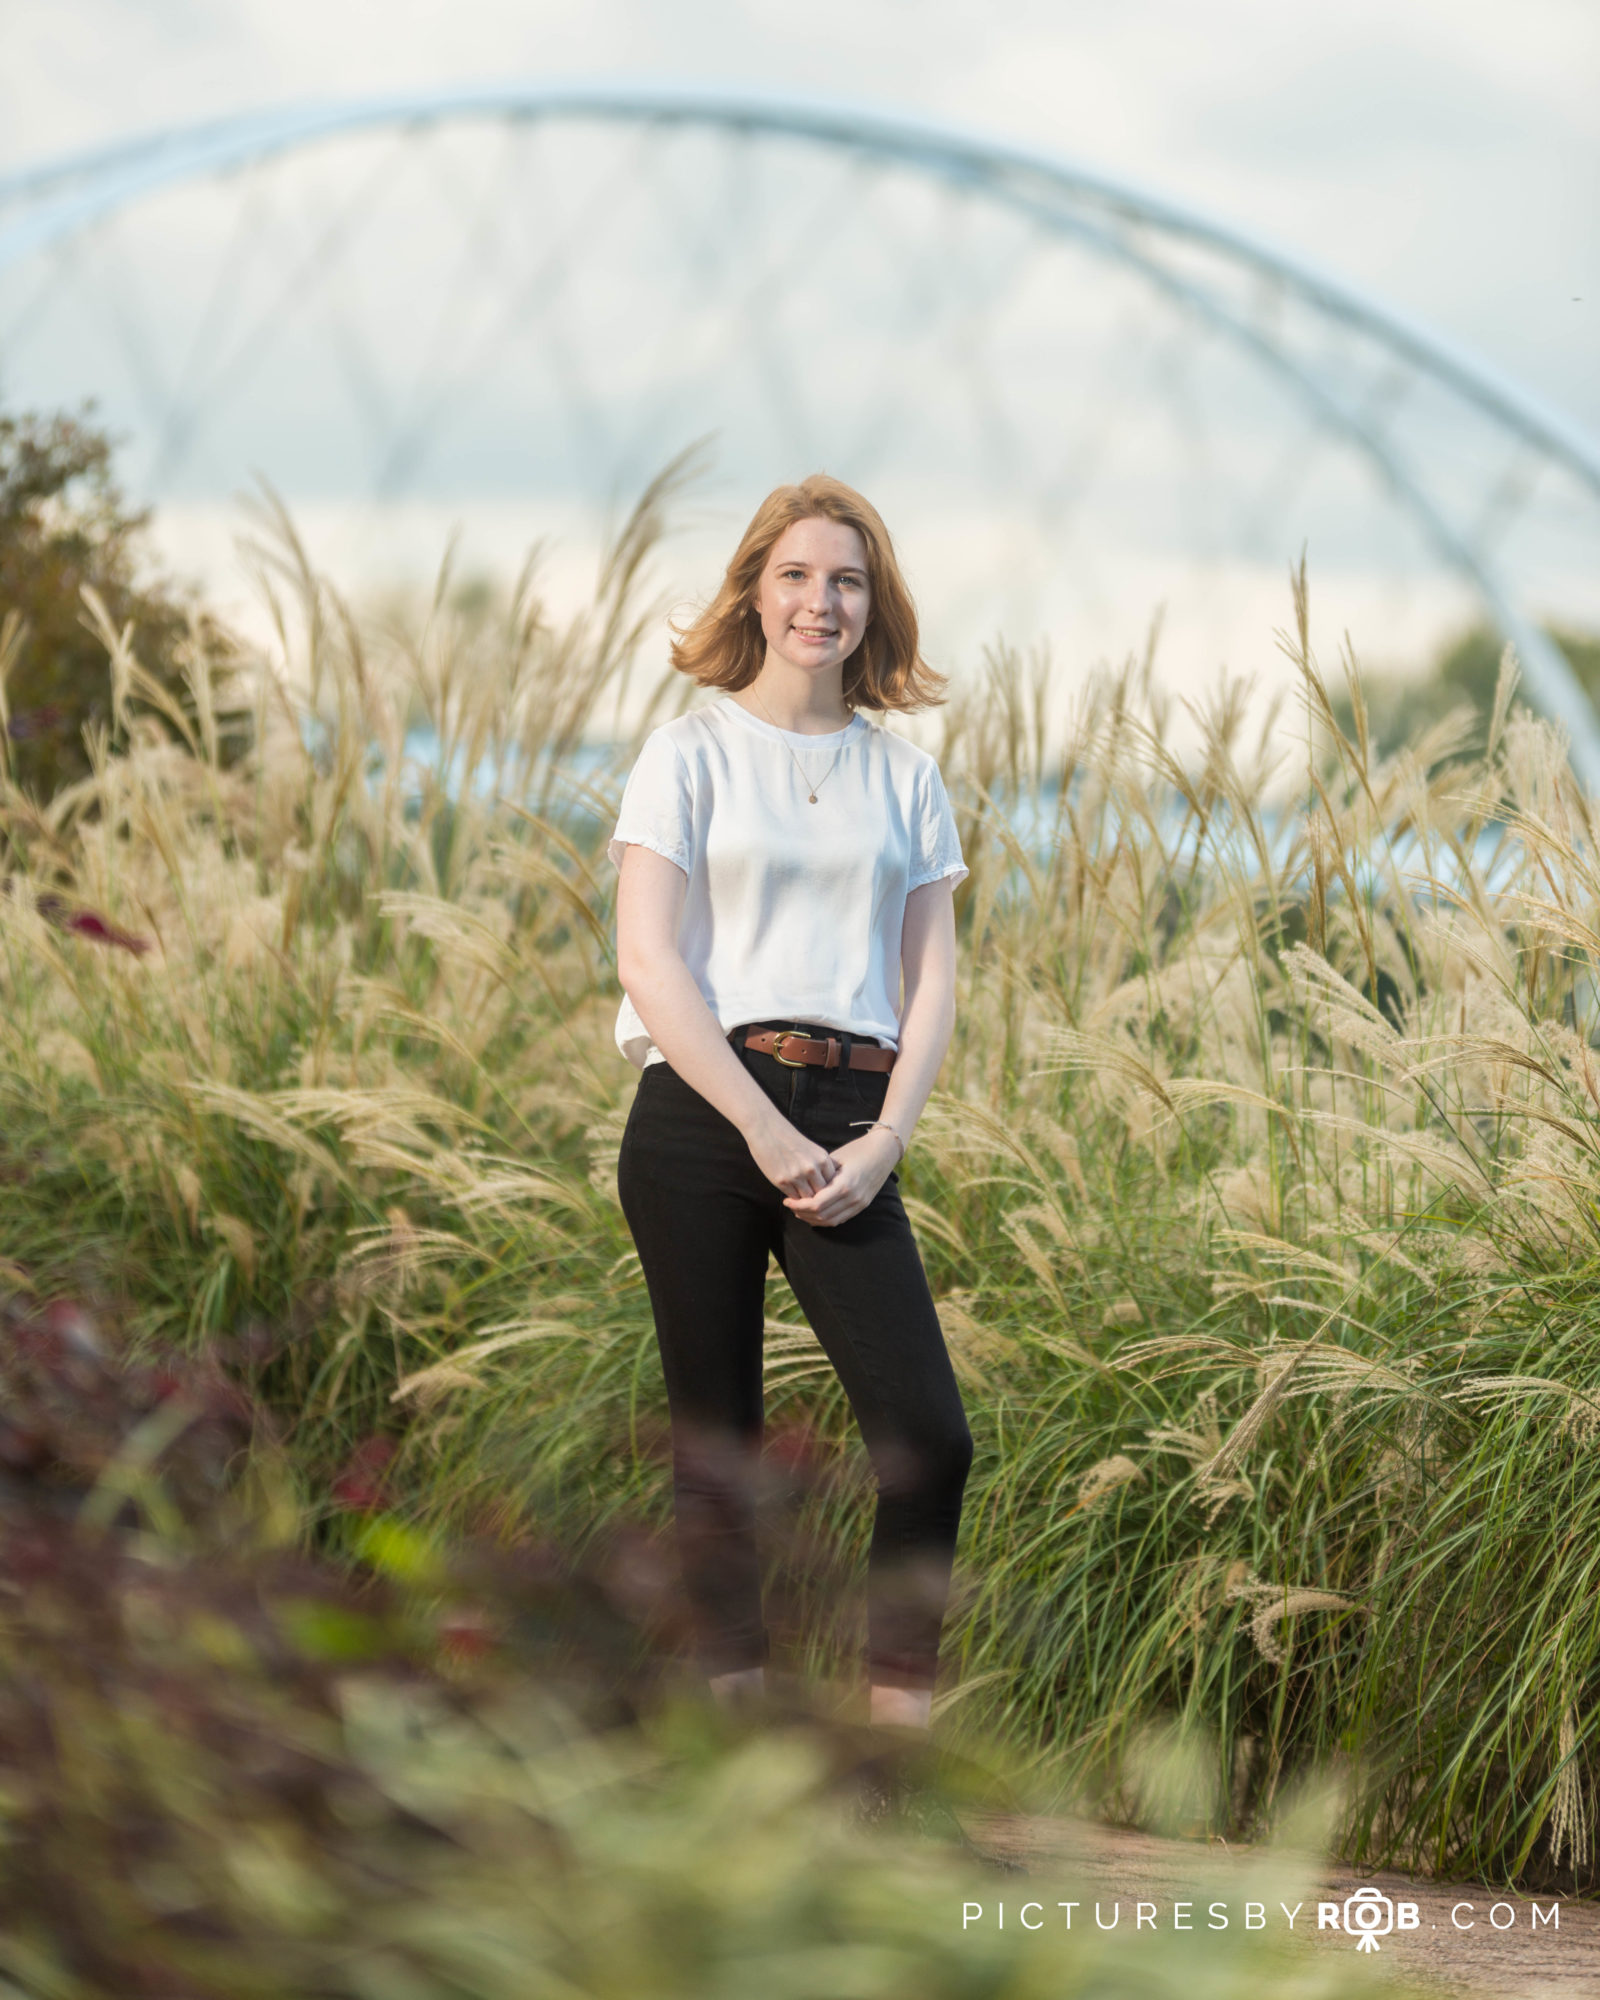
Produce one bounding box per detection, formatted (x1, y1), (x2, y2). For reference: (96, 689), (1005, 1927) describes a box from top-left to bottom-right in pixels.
(620, 950), (781, 1136)
(878, 974), (955, 1155)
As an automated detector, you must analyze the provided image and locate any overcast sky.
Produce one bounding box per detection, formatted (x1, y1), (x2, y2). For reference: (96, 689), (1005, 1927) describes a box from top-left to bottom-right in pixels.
(6, 0), (1597, 430)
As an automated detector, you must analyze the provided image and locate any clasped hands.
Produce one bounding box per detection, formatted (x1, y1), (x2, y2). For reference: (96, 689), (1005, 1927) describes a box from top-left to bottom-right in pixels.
(744, 1112), (901, 1227)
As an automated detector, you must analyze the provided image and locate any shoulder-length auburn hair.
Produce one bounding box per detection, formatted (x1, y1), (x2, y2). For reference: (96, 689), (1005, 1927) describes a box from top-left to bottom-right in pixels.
(669, 475), (947, 712)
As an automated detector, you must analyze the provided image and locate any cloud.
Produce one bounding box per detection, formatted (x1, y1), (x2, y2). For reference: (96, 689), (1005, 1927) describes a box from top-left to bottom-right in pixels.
(1183, 40), (1542, 167)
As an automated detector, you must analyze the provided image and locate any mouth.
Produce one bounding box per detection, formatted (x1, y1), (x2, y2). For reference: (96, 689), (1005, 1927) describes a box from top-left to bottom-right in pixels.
(792, 626), (837, 642)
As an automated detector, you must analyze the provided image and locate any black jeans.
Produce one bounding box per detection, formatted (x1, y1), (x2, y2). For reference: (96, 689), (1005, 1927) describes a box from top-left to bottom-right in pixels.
(616, 1018), (973, 1690)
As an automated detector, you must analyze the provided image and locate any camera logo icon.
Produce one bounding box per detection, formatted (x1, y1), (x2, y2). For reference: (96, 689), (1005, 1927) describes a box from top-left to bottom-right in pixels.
(1345, 1889), (1394, 1952)
(1318, 1887), (1419, 1949)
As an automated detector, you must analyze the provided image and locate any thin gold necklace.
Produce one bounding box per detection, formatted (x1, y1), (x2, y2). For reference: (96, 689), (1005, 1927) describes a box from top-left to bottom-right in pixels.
(745, 685), (852, 803)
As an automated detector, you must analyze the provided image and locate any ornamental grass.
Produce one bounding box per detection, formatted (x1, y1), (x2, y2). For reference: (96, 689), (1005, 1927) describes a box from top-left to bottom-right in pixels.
(0, 480), (1596, 1899)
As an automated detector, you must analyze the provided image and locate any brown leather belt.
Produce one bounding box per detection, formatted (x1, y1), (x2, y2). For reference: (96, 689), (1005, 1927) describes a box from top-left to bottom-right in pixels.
(740, 1028), (897, 1072)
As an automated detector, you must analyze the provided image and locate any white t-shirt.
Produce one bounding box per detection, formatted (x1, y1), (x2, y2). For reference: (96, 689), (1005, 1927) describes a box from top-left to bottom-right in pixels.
(607, 695), (968, 1069)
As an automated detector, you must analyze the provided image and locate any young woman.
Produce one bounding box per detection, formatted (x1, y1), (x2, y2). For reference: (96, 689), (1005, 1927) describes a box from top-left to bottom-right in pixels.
(610, 475), (973, 1732)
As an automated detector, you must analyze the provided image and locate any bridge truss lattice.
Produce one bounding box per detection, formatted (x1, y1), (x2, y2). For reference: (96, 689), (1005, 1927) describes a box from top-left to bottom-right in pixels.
(2, 80), (1597, 772)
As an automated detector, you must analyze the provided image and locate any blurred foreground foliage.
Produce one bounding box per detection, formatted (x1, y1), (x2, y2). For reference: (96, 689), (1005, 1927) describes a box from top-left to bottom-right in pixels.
(0, 1296), (1408, 2000)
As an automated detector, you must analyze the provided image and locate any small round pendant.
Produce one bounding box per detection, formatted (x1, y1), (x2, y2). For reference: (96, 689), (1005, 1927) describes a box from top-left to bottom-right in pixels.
(808, 794), (818, 803)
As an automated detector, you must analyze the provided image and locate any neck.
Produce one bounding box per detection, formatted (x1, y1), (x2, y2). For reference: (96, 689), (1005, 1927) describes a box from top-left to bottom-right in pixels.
(737, 657), (853, 734)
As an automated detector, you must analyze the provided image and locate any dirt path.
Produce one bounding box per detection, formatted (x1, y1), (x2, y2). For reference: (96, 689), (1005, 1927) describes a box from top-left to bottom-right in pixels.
(962, 1812), (1600, 1996)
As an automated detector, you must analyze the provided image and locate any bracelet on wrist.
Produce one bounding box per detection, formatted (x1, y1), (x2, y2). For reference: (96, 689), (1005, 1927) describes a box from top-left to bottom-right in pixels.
(849, 1118), (906, 1163)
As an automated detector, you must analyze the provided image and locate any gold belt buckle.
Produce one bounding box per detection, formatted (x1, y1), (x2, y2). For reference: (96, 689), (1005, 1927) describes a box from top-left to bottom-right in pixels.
(770, 1030), (809, 1067)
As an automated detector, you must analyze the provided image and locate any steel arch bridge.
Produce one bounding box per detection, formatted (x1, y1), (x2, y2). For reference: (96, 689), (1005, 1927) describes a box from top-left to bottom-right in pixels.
(3, 79), (1598, 775)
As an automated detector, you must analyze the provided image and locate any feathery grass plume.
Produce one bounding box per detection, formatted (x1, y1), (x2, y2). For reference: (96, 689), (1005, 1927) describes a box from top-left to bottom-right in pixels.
(1548, 1696), (1593, 1874)
(1223, 1569), (1366, 1669)
(1075, 1454), (1145, 1509)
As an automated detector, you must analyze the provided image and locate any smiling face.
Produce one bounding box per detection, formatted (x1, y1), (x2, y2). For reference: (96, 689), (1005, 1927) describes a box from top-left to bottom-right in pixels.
(752, 516), (872, 681)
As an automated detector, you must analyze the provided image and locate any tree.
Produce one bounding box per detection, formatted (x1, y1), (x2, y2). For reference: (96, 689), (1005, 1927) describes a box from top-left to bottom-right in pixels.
(0, 404), (244, 802)
(1329, 619), (1600, 764)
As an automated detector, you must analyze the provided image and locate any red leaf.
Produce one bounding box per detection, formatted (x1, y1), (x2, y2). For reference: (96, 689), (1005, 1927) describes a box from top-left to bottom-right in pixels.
(331, 1436), (398, 1513)
(63, 910), (151, 956)
(438, 1611), (495, 1664)
(766, 1423), (821, 1477)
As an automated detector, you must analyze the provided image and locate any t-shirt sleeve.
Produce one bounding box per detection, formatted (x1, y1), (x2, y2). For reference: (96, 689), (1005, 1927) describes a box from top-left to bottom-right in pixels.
(908, 758), (968, 891)
(607, 729), (694, 875)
